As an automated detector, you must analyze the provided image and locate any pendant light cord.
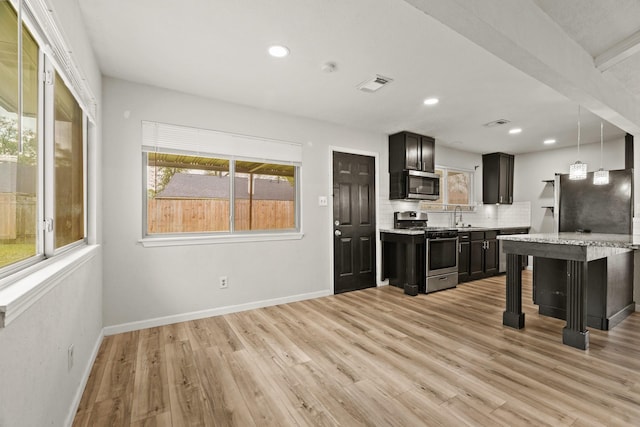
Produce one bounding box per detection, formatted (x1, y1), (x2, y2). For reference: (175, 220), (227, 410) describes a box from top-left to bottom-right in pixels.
(600, 122), (604, 168)
(577, 105), (581, 159)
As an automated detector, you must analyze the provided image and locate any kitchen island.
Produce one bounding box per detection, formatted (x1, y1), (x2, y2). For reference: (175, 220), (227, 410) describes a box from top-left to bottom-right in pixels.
(499, 233), (638, 350)
(380, 228), (426, 295)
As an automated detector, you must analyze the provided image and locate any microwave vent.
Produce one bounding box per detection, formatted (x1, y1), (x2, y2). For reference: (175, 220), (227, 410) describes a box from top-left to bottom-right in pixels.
(357, 74), (393, 92)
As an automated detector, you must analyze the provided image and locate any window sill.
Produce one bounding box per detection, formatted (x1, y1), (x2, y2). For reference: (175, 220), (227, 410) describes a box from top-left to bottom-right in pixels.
(139, 232), (304, 248)
(0, 245), (100, 328)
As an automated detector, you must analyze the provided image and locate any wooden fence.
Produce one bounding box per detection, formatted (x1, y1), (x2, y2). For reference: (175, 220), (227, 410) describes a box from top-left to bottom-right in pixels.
(148, 199), (295, 233)
(0, 193), (37, 241)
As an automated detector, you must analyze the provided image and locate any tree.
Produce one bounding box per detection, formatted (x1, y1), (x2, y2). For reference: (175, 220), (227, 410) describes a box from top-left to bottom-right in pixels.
(148, 167), (180, 199)
(0, 116), (37, 165)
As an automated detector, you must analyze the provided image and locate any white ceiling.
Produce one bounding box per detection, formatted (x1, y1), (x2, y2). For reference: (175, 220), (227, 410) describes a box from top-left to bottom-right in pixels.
(77, 0), (640, 155)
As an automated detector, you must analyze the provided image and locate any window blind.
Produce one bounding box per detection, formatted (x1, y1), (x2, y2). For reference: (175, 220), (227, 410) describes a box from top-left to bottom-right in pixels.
(142, 121), (302, 165)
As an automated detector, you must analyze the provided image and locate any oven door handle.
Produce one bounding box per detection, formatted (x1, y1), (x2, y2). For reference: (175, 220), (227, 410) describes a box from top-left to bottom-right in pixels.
(428, 237), (459, 242)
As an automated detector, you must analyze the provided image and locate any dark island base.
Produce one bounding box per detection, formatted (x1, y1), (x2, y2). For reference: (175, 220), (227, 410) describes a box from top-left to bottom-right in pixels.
(502, 311), (525, 329)
(533, 253), (635, 331)
(562, 327), (589, 350)
(538, 303), (636, 330)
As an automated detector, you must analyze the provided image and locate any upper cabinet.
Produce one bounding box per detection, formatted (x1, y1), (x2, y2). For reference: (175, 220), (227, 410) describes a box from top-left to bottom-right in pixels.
(482, 152), (514, 204)
(389, 131), (435, 173)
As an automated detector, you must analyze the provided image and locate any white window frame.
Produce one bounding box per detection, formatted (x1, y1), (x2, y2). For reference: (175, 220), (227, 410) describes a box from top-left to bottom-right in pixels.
(0, 53), (89, 282)
(420, 165), (476, 211)
(0, 0), (97, 327)
(140, 121), (303, 247)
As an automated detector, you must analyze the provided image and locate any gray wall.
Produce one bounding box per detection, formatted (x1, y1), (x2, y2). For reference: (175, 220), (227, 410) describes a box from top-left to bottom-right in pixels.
(102, 77), (386, 328)
(0, 254), (103, 426)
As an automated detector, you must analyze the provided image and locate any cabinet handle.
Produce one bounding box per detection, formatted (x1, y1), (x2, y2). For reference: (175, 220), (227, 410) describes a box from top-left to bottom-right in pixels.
(499, 195), (503, 203)
(458, 243), (461, 253)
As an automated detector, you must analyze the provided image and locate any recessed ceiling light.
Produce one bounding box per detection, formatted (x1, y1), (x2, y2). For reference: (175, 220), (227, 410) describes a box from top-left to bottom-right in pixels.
(508, 128), (522, 134)
(423, 97), (439, 106)
(268, 45), (290, 58)
(544, 139), (556, 145)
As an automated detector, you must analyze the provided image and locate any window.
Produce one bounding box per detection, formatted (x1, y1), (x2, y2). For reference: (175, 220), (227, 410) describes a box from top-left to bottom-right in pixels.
(0, 0), (89, 278)
(446, 169), (471, 205)
(0, 0), (40, 270)
(234, 161), (295, 231)
(54, 74), (85, 248)
(423, 166), (474, 211)
(142, 121), (300, 239)
(147, 153), (231, 234)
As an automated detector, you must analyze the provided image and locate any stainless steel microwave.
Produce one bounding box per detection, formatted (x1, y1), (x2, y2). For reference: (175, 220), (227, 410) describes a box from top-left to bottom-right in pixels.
(389, 170), (440, 200)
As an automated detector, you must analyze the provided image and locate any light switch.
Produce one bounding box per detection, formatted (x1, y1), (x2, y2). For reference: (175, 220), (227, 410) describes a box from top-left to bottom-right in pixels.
(318, 196), (328, 207)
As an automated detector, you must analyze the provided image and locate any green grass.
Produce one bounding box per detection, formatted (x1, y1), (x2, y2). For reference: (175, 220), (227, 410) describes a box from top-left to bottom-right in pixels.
(0, 243), (37, 268)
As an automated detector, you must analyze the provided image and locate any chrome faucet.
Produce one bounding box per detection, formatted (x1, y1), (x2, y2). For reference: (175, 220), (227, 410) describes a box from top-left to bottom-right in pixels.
(453, 205), (463, 227)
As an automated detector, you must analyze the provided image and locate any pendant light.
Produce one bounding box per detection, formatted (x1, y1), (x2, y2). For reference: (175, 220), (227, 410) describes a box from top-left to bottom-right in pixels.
(593, 122), (609, 185)
(569, 106), (588, 180)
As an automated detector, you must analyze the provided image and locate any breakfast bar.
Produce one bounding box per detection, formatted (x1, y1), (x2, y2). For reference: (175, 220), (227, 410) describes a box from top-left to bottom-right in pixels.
(499, 233), (638, 350)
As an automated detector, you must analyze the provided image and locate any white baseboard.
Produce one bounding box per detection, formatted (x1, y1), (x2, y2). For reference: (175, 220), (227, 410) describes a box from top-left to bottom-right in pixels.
(65, 328), (104, 427)
(103, 289), (332, 336)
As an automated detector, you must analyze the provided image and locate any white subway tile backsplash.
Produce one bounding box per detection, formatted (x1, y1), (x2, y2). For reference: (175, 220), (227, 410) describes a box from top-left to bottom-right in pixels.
(378, 199), (531, 229)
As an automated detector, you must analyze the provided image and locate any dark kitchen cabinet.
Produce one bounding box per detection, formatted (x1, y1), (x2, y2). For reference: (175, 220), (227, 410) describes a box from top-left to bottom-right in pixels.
(468, 231), (498, 281)
(460, 227), (525, 283)
(484, 233), (498, 275)
(469, 233), (484, 279)
(458, 232), (470, 282)
(380, 232), (426, 293)
(483, 152), (514, 204)
(389, 131), (435, 173)
(533, 253), (634, 330)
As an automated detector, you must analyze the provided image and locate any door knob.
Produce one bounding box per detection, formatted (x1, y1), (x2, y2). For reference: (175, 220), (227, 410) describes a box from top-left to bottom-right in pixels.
(335, 230), (342, 236)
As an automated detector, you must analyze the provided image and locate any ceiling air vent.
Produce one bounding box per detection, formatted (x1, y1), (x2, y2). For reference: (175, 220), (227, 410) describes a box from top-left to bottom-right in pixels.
(357, 74), (393, 92)
(483, 119), (511, 128)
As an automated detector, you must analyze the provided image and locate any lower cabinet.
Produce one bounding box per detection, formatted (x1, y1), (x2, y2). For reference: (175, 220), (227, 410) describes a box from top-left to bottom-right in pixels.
(459, 230), (498, 282)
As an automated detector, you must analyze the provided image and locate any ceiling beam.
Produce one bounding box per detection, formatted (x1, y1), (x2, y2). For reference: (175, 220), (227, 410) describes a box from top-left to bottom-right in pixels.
(595, 29), (640, 72)
(403, 0), (640, 137)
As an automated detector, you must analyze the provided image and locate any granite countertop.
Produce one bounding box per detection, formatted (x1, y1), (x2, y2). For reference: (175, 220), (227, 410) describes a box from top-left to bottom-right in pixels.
(380, 226), (530, 235)
(498, 232), (640, 249)
(379, 228), (425, 235)
(457, 226), (530, 232)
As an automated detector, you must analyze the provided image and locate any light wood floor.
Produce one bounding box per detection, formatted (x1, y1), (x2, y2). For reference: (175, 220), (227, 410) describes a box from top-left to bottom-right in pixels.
(73, 272), (640, 426)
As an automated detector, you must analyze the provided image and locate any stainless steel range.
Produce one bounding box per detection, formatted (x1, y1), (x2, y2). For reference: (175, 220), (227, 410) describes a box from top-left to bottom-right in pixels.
(394, 211), (459, 293)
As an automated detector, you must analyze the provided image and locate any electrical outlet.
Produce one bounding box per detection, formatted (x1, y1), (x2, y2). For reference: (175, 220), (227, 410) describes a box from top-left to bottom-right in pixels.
(68, 344), (74, 371)
(219, 276), (228, 289)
